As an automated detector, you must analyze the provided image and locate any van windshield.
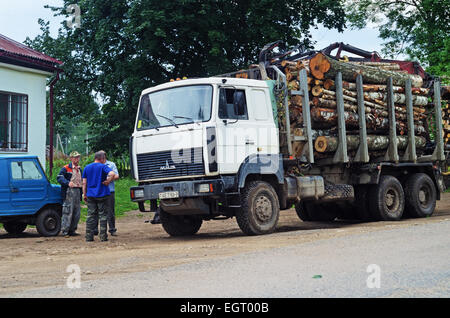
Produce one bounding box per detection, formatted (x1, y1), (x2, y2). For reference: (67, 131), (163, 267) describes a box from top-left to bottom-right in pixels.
(136, 85), (213, 130)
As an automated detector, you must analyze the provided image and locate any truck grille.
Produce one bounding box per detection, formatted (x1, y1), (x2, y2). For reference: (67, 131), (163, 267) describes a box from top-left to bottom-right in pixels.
(137, 147), (205, 180)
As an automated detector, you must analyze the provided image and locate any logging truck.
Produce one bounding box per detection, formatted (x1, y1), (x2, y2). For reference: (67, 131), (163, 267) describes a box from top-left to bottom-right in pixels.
(129, 42), (446, 236)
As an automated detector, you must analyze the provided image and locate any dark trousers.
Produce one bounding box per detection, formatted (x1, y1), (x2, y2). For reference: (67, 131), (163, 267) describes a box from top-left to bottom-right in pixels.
(86, 196), (108, 241)
(106, 192), (116, 233)
(93, 192), (116, 234)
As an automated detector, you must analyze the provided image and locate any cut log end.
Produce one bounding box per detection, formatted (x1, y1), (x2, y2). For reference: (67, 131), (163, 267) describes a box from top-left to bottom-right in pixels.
(310, 53), (331, 80)
(314, 136), (328, 153)
(311, 85), (323, 97)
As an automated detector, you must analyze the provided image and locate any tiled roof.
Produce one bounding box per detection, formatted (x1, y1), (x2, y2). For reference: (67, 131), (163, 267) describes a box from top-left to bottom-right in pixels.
(0, 33), (62, 66)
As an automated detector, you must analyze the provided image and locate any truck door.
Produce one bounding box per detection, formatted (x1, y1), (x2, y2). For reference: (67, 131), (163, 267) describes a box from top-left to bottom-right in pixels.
(9, 159), (47, 213)
(216, 87), (258, 174)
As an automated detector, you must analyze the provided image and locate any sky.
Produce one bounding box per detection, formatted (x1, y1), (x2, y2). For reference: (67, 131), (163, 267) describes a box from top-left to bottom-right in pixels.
(0, 0), (386, 57)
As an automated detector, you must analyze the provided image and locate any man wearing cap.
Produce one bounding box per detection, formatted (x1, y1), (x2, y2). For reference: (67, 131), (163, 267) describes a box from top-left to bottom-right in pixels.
(57, 151), (83, 237)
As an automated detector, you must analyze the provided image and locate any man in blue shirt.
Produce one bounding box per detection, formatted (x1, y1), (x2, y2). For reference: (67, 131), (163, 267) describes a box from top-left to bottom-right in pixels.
(94, 151), (120, 236)
(82, 151), (116, 242)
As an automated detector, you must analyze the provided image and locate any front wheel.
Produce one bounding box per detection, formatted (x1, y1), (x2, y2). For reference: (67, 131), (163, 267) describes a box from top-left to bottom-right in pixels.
(3, 222), (27, 235)
(160, 208), (203, 236)
(36, 209), (61, 237)
(236, 181), (280, 235)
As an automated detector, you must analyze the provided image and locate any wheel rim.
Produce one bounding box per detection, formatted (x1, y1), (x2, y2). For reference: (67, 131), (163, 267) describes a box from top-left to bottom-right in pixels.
(385, 188), (400, 213)
(418, 184), (432, 208)
(254, 194), (273, 223)
(44, 216), (57, 231)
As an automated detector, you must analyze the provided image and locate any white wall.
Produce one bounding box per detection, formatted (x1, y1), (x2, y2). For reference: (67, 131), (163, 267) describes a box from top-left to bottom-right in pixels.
(0, 64), (50, 166)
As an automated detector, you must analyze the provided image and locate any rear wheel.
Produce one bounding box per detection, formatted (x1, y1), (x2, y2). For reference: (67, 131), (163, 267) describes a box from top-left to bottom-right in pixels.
(369, 175), (405, 221)
(297, 201), (337, 222)
(159, 208), (203, 236)
(3, 222), (27, 235)
(294, 201), (312, 221)
(353, 185), (372, 221)
(36, 209), (61, 237)
(236, 181), (280, 235)
(404, 173), (436, 218)
(306, 202), (337, 222)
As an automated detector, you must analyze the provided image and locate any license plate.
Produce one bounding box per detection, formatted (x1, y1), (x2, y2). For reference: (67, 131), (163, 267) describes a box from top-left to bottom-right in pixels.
(158, 191), (179, 199)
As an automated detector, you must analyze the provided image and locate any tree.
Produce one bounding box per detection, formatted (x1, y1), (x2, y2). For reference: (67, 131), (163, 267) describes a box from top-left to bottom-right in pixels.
(346, 0), (450, 80)
(27, 0), (347, 156)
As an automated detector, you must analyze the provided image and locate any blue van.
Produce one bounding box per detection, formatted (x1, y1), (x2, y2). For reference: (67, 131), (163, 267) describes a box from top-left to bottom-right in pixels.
(0, 156), (62, 236)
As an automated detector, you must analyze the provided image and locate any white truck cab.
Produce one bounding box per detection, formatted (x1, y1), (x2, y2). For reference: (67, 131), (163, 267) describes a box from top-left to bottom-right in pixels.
(130, 77), (290, 236)
(131, 77), (279, 182)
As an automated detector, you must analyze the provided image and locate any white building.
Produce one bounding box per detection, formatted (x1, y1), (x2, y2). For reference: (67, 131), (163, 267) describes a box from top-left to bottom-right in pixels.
(0, 34), (62, 166)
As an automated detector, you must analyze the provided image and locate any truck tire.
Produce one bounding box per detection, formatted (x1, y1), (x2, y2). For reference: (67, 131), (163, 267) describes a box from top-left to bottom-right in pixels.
(294, 201), (312, 221)
(304, 202), (337, 222)
(404, 173), (436, 218)
(159, 208), (203, 236)
(353, 185), (372, 221)
(369, 175), (405, 221)
(3, 222), (27, 235)
(36, 208), (61, 237)
(236, 181), (280, 235)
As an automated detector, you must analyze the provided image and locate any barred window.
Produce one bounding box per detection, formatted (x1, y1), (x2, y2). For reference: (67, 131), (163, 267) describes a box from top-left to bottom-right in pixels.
(0, 92), (28, 152)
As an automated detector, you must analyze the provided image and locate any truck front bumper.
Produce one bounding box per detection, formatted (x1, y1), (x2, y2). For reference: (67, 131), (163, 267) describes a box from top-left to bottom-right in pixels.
(130, 178), (226, 202)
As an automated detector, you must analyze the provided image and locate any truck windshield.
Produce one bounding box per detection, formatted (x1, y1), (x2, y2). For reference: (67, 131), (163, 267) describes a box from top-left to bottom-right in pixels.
(136, 85), (213, 130)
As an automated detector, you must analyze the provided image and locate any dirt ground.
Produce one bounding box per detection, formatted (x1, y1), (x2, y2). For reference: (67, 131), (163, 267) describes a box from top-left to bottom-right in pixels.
(1, 193), (450, 296)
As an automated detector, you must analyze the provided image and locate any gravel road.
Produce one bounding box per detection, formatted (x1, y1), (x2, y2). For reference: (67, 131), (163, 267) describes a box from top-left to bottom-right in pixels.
(2, 193), (450, 298)
(3, 194), (450, 298)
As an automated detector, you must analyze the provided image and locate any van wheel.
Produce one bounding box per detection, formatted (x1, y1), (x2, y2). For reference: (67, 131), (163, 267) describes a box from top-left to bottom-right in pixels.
(236, 181), (280, 235)
(369, 175), (405, 221)
(404, 173), (436, 218)
(3, 222), (27, 235)
(160, 208), (203, 236)
(36, 209), (61, 237)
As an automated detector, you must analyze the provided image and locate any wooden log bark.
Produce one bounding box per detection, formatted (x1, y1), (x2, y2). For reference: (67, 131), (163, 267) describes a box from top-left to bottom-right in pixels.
(348, 61), (401, 71)
(314, 135), (426, 153)
(310, 53), (423, 87)
(310, 107), (425, 134)
(313, 80), (429, 95)
(322, 89), (426, 119)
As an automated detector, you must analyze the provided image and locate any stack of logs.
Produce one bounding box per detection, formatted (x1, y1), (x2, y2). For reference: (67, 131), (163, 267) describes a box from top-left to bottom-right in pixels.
(442, 87), (450, 147)
(280, 52), (432, 159)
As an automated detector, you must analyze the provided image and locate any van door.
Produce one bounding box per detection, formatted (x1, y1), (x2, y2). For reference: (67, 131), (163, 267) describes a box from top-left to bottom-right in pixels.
(9, 159), (47, 214)
(0, 159), (13, 215)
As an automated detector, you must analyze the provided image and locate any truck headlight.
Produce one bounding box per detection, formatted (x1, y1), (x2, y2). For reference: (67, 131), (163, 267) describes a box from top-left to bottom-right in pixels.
(133, 189), (144, 198)
(198, 183), (213, 193)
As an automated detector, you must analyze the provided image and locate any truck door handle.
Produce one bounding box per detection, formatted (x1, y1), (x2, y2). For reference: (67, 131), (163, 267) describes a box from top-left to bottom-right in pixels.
(11, 187), (19, 193)
(245, 139), (255, 145)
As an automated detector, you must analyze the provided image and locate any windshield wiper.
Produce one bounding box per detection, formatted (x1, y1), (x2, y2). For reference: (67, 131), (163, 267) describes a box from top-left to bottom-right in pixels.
(156, 114), (179, 128)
